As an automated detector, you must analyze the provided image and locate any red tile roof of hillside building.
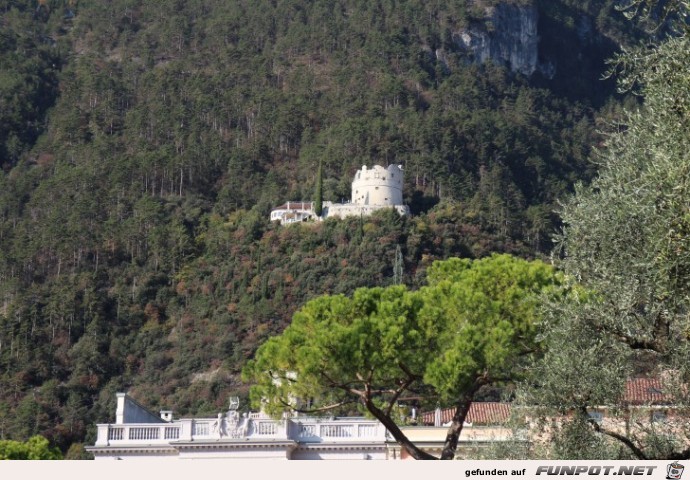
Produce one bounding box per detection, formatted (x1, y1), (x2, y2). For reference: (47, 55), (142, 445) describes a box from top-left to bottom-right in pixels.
(624, 377), (670, 405)
(420, 378), (673, 426)
(420, 402), (511, 426)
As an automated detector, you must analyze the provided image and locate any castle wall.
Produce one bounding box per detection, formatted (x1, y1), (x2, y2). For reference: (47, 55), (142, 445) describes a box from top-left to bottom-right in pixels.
(324, 204), (409, 220)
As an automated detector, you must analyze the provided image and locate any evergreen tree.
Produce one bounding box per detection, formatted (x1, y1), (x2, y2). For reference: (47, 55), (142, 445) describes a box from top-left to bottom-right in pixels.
(0, 436), (62, 460)
(244, 255), (562, 460)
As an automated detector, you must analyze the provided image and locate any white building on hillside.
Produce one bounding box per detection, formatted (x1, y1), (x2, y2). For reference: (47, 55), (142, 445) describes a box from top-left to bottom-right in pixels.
(270, 165), (410, 225)
(269, 202), (316, 224)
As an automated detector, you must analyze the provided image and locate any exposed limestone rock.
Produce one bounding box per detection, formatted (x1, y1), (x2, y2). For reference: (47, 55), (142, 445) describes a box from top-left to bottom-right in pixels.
(454, 3), (539, 76)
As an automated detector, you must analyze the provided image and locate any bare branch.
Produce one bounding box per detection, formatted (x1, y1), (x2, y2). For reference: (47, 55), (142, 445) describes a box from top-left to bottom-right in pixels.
(384, 378), (416, 417)
(281, 399), (357, 414)
(364, 397), (438, 460)
(591, 422), (649, 460)
(397, 361), (421, 380)
(580, 406), (648, 460)
(319, 370), (358, 390)
(589, 321), (664, 353)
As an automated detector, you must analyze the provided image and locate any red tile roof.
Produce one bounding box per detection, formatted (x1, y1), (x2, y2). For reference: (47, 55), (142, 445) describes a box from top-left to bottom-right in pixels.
(420, 402), (511, 426)
(624, 377), (670, 405)
(419, 378), (672, 425)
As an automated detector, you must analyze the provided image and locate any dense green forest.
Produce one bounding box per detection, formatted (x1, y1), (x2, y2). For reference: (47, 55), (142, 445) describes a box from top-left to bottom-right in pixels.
(0, 0), (650, 453)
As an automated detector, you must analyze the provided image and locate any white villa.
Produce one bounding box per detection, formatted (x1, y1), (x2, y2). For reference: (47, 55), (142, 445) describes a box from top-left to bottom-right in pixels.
(87, 393), (512, 460)
(87, 378), (682, 460)
(270, 165), (410, 225)
(269, 201), (316, 225)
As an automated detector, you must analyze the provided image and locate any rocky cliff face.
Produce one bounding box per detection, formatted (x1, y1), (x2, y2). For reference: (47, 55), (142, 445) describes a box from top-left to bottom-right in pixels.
(454, 3), (540, 76)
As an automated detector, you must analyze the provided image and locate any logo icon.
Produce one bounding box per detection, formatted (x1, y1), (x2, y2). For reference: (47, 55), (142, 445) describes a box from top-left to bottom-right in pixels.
(667, 462), (684, 480)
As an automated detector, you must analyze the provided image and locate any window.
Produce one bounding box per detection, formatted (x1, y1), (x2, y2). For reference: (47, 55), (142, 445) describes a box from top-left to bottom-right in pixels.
(588, 411), (603, 424)
(652, 410), (667, 423)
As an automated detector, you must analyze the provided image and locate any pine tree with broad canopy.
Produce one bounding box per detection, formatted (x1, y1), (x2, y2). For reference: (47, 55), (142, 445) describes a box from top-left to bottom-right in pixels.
(243, 254), (562, 460)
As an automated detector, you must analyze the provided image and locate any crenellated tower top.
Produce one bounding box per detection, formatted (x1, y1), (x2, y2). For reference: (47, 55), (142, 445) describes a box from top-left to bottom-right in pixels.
(351, 164), (404, 206)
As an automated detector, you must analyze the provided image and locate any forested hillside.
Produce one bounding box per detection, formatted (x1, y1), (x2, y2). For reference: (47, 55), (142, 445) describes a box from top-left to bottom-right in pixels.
(0, 0), (647, 452)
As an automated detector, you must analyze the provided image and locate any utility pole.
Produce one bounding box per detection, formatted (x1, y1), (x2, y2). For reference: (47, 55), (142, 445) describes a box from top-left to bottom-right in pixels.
(314, 160), (323, 217)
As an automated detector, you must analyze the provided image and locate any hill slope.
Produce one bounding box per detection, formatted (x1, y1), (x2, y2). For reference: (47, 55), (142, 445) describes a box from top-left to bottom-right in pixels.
(0, 0), (646, 450)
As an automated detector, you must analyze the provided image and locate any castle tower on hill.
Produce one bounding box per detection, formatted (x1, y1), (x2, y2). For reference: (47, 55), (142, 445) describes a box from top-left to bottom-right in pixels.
(269, 164), (410, 225)
(351, 165), (404, 206)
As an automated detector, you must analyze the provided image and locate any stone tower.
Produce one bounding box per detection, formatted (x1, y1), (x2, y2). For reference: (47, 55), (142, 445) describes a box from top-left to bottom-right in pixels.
(351, 164), (404, 206)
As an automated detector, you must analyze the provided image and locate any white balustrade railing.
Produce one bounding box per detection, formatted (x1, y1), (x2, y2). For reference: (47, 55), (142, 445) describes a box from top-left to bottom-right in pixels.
(96, 423), (182, 446)
(320, 424), (353, 438)
(129, 427), (160, 440)
(108, 427), (124, 441)
(358, 423), (377, 438)
(95, 415), (387, 447)
(293, 418), (386, 442)
(253, 420), (279, 436)
(193, 421), (210, 437)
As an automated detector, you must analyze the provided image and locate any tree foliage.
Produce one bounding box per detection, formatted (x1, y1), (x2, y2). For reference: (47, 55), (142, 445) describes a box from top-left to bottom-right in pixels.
(0, 435), (62, 460)
(244, 254), (561, 459)
(521, 1), (690, 459)
(0, 0), (650, 453)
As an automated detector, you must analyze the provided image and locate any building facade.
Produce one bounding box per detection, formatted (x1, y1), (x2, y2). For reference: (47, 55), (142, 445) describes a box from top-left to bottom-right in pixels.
(87, 393), (510, 460)
(88, 393), (390, 460)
